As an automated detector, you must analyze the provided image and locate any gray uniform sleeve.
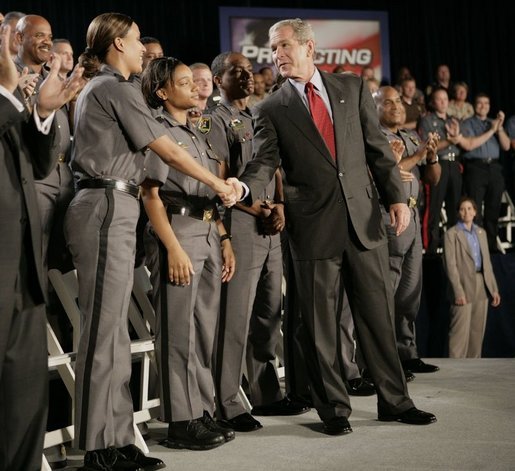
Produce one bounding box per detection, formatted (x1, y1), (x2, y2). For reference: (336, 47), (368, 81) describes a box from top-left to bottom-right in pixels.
(107, 82), (166, 151)
(144, 151), (169, 186)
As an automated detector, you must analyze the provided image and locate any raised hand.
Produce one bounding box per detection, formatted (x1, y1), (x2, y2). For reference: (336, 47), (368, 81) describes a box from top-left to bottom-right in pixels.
(0, 25), (19, 92)
(37, 54), (85, 118)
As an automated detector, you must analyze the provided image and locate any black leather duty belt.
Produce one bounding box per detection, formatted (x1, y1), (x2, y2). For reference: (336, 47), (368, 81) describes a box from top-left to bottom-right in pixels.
(466, 157), (498, 165)
(167, 205), (215, 222)
(76, 178), (140, 199)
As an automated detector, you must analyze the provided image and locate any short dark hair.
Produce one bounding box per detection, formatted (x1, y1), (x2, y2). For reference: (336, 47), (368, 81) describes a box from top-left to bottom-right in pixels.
(4, 11), (25, 24)
(458, 196), (478, 212)
(211, 51), (233, 79)
(141, 36), (161, 46)
(52, 38), (71, 46)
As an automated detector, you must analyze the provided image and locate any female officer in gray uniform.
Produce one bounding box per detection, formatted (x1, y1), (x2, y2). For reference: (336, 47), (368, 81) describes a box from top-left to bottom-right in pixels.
(141, 57), (235, 451)
(64, 13), (236, 471)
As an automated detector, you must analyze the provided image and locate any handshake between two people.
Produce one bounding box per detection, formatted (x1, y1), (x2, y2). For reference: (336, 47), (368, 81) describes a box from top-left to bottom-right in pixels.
(216, 177), (245, 208)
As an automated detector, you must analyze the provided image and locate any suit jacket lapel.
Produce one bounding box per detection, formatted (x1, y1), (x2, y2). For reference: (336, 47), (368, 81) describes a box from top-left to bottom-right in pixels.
(281, 81), (336, 167)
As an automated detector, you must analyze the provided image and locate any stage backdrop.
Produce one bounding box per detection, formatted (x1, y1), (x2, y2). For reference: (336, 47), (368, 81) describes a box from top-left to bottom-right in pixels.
(219, 7), (390, 81)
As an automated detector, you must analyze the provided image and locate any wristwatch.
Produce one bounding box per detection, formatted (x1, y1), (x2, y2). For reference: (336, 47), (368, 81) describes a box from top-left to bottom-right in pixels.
(427, 155), (439, 165)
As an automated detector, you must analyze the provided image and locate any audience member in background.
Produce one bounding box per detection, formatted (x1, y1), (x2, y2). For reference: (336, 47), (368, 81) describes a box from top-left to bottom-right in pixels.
(259, 65), (275, 92)
(506, 114), (515, 199)
(375, 87), (441, 380)
(247, 71), (267, 107)
(2, 11), (25, 57)
(360, 65), (375, 81)
(418, 87), (462, 254)
(447, 82), (474, 121)
(366, 77), (380, 95)
(189, 62), (214, 120)
(444, 197), (501, 358)
(395, 66), (425, 109)
(141, 36), (163, 70)
(458, 93), (510, 251)
(425, 64), (454, 104)
(400, 76), (424, 130)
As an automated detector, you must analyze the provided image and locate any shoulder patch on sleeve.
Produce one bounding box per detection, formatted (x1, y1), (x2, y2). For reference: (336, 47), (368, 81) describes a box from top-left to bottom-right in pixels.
(197, 116), (211, 134)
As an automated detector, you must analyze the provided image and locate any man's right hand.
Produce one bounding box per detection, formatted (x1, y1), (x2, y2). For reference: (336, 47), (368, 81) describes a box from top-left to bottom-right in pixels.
(0, 25), (19, 93)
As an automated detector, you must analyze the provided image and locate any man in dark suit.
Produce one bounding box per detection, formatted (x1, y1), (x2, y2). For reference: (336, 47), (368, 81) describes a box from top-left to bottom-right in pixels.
(237, 18), (436, 435)
(0, 25), (83, 470)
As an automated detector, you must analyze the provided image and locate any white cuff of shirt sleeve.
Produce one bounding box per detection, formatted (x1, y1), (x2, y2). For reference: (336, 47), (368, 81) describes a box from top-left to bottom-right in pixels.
(33, 104), (55, 135)
(239, 181), (250, 201)
(0, 84), (25, 112)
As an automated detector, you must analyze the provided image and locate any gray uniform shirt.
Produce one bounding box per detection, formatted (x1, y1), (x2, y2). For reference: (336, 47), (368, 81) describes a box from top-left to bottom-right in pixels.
(206, 100), (275, 201)
(71, 65), (165, 185)
(145, 110), (220, 202)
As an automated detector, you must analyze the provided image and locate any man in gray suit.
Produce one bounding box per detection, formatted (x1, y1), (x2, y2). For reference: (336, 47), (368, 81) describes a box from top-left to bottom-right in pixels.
(237, 18), (436, 435)
(0, 24), (83, 470)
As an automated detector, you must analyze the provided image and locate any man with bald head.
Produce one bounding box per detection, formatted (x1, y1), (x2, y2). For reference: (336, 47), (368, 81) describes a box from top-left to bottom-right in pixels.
(14, 14), (52, 86)
(375, 86), (441, 376)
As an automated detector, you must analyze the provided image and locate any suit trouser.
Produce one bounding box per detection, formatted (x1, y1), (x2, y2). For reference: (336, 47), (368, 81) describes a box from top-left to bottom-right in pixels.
(65, 188), (138, 450)
(426, 160), (462, 254)
(0, 256), (48, 471)
(448, 273), (488, 358)
(146, 216), (221, 422)
(385, 211), (423, 361)
(215, 212), (283, 419)
(293, 237), (413, 421)
(464, 160), (504, 250)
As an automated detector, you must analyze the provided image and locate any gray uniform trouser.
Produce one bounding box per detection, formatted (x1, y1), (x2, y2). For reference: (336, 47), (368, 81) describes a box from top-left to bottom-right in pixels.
(35, 162), (73, 268)
(385, 210), (423, 361)
(145, 215), (221, 422)
(215, 211), (283, 419)
(64, 188), (139, 451)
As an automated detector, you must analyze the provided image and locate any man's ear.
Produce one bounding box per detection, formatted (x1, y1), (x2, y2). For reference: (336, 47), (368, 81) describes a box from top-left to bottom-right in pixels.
(213, 75), (222, 89)
(306, 39), (315, 58)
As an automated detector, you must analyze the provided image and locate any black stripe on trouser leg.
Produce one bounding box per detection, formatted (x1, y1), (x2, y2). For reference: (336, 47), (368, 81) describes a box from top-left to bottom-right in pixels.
(79, 188), (115, 449)
(158, 239), (172, 420)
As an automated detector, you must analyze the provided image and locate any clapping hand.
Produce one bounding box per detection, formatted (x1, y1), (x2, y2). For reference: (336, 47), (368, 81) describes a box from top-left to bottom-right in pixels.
(37, 53), (84, 118)
(0, 25), (18, 92)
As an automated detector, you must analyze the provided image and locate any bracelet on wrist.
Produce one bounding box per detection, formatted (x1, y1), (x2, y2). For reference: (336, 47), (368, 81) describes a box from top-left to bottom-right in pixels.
(275, 200), (285, 205)
(220, 234), (232, 244)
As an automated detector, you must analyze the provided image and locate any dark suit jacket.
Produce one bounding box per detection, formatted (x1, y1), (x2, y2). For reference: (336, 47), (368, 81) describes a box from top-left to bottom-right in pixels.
(241, 72), (405, 260)
(0, 95), (56, 315)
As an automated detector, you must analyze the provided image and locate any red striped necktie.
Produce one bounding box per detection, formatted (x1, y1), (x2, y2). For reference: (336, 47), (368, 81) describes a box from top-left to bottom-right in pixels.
(305, 81), (336, 160)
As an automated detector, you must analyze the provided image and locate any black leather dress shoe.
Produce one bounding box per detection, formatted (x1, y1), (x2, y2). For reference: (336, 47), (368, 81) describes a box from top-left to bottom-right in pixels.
(201, 411), (235, 442)
(163, 419), (225, 450)
(322, 417), (353, 436)
(218, 412), (262, 432)
(402, 358), (440, 373)
(81, 447), (143, 471)
(346, 378), (376, 396)
(117, 445), (165, 470)
(378, 407), (437, 425)
(404, 369), (416, 382)
(251, 396), (311, 416)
